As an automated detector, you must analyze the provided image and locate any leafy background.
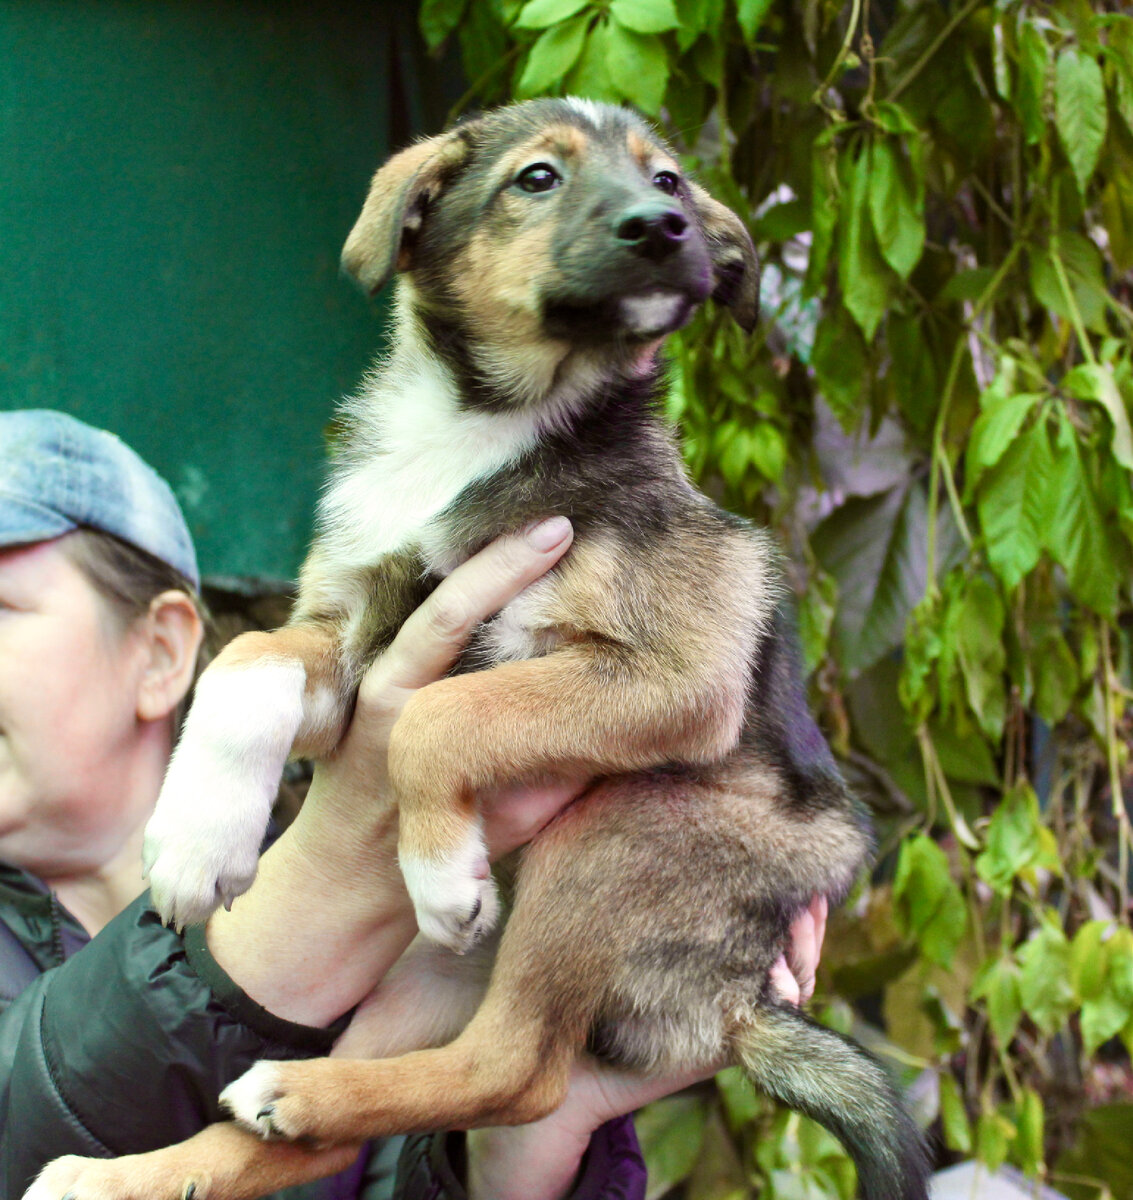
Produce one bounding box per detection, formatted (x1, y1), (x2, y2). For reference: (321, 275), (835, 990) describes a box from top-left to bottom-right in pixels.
(415, 0), (1133, 1196)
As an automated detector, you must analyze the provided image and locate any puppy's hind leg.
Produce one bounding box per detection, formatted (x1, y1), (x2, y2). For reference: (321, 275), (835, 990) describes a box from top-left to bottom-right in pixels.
(221, 979), (579, 1144)
(222, 847), (615, 1143)
(23, 1123), (362, 1200)
(144, 621), (350, 930)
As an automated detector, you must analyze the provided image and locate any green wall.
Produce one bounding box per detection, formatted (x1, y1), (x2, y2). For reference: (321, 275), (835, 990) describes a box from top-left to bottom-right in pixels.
(1, 0), (445, 584)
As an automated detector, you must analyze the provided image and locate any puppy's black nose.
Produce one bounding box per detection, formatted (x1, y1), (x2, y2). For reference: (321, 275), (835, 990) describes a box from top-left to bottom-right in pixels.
(616, 202), (689, 259)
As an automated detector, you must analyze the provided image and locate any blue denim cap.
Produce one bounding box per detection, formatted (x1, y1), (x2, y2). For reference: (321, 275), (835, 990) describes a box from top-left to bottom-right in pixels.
(0, 409), (200, 589)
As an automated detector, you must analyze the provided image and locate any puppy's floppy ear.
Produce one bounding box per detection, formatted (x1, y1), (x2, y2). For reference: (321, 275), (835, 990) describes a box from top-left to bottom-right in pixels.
(687, 183), (760, 333)
(341, 128), (474, 296)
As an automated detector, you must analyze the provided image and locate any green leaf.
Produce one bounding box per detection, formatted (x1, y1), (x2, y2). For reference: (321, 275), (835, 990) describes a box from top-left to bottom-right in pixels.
(931, 719), (1001, 788)
(1063, 363), (1133, 474)
(976, 1109), (1016, 1173)
(1070, 920), (1113, 998)
(975, 783), (1049, 896)
(799, 570), (838, 676)
(886, 310), (939, 437)
(1017, 915), (1075, 1036)
(1032, 627), (1078, 723)
(1015, 20), (1051, 146)
(938, 266), (995, 303)
(976, 417), (1057, 590)
(954, 575), (1007, 740)
(804, 134), (840, 296)
(870, 100), (917, 136)
(1056, 1105), (1133, 1200)
(565, 19), (621, 102)
(892, 834), (967, 967)
(515, 0), (589, 29)
(458, 4), (511, 92)
(674, 0), (723, 50)
(736, 0), (775, 42)
(838, 144), (894, 341)
(517, 14), (590, 95)
(965, 390), (1041, 497)
(606, 22), (669, 112)
(811, 306), (866, 432)
(1029, 233), (1109, 335)
(1012, 1089), (1045, 1178)
(1073, 923), (1133, 1055)
(636, 1093), (709, 1198)
(609, 0), (679, 33)
(867, 138), (925, 281)
(1046, 412), (1121, 617)
(715, 1065), (761, 1134)
(749, 421), (787, 483)
(419, 0), (469, 50)
(1107, 18), (1133, 136)
(1102, 170), (1133, 274)
(938, 1072), (972, 1154)
(1055, 46), (1107, 194)
(972, 956), (1024, 1046)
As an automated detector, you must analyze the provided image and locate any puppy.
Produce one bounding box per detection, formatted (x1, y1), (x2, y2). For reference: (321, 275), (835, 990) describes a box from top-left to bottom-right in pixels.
(28, 99), (929, 1200)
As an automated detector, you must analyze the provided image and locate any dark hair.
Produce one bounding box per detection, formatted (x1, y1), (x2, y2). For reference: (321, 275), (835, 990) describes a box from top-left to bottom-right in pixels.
(60, 527), (213, 727)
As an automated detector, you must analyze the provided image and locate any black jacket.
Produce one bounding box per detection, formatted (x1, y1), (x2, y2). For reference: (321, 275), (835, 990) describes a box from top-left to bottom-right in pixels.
(0, 863), (644, 1200)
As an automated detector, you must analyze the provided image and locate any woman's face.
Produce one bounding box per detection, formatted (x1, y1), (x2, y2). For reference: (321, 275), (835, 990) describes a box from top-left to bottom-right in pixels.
(0, 536), (154, 874)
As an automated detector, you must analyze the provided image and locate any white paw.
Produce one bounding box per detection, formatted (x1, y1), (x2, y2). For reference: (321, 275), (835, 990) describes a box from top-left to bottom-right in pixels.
(142, 792), (261, 931)
(400, 827), (499, 953)
(220, 1060), (284, 1138)
(143, 663), (306, 930)
(143, 745), (267, 930)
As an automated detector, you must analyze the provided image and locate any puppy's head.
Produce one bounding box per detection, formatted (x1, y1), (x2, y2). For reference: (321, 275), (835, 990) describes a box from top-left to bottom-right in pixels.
(343, 100), (759, 403)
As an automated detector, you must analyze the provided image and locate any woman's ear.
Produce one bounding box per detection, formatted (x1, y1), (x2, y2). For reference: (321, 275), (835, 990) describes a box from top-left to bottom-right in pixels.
(136, 591), (204, 722)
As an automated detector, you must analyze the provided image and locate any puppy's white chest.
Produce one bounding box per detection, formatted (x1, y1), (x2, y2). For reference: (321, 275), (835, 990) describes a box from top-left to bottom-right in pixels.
(322, 377), (543, 566)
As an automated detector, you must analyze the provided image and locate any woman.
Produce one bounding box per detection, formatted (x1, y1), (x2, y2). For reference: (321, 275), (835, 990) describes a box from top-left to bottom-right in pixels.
(0, 409), (825, 1200)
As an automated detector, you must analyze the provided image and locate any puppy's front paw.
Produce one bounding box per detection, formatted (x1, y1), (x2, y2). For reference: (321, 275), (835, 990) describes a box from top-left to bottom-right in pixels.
(400, 831), (499, 953)
(221, 1061), (317, 1142)
(143, 747), (265, 931)
(22, 1155), (202, 1200)
(144, 662), (306, 930)
(221, 1061), (284, 1138)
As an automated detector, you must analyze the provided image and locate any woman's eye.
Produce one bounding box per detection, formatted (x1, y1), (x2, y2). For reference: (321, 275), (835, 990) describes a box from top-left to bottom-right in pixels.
(652, 170), (680, 195)
(515, 163), (563, 194)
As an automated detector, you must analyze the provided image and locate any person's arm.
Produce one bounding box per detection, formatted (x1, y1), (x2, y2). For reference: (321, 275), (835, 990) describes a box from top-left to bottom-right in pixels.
(0, 520), (578, 1195)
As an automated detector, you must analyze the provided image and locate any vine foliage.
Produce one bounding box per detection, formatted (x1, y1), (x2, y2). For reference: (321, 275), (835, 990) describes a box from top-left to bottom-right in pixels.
(418, 1), (1133, 1195)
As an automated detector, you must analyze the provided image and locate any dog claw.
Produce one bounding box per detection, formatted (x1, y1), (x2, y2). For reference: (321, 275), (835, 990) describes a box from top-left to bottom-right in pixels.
(183, 1185), (197, 1200)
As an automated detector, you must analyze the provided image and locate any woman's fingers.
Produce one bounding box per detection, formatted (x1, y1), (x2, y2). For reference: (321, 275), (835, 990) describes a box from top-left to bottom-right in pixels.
(372, 517), (573, 695)
(769, 895), (829, 1006)
(481, 775), (591, 859)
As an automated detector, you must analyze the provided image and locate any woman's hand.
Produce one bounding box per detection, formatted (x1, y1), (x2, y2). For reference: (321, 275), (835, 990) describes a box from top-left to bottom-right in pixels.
(300, 516), (581, 847)
(466, 895), (830, 1200)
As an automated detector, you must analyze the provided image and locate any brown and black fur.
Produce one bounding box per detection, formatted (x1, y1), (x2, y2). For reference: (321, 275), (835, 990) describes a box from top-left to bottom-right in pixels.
(31, 100), (930, 1200)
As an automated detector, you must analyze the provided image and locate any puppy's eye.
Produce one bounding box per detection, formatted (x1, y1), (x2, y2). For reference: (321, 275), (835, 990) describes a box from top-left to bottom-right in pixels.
(652, 170), (680, 195)
(515, 163), (563, 194)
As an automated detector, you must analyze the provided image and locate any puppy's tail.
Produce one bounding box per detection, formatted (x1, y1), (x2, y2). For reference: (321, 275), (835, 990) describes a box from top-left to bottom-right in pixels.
(732, 1003), (930, 1200)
